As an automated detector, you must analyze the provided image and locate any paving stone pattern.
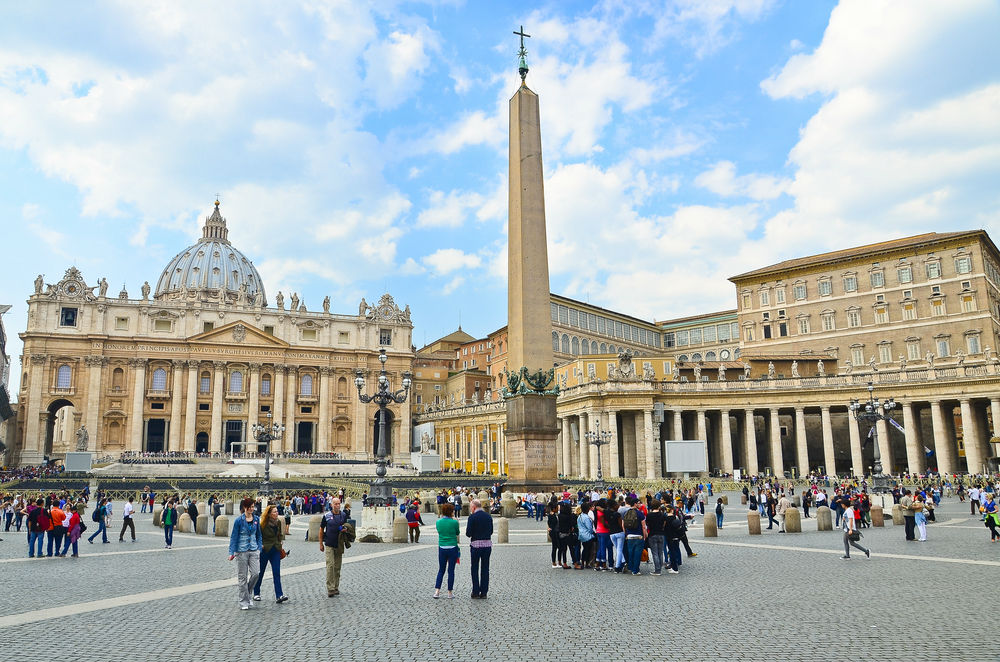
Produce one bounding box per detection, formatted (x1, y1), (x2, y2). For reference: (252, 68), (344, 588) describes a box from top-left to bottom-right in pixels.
(0, 493), (992, 661)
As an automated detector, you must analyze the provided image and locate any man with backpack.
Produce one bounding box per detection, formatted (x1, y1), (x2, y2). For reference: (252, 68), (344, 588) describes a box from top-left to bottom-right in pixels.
(24, 498), (46, 558)
(622, 498), (647, 575)
(88, 498), (110, 544)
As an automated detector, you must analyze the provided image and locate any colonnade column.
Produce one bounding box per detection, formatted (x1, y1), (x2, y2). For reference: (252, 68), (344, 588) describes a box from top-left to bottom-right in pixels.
(768, 408), (782, 476)
(317, 367), (331, 454)
(183, 360), (198, 453)
(272, 366), (286, 452)
(643, 409), (659, 478)
(929, 401), (954, 475)
(902, 402), (922, 475)
(129, 358), (148, 452)
(246, 363), (260, 446)
(696, 410), (709, 472)
(847, 413), (863, 476)
(820, 406), (835, 476)
(168, 360), (184, 451)
(959, 399), (982, 475)
(672, 409), (683, 441)
(84, 356), (105, 451)
(578, 413), (590, 479)
(561, 417), (573, 477)
(284, 366), (297, 453)
(605, 411), (620, 478)
(991, 399), (1000, 440)
(794, 407), (809, 477)
(743, 409), (758, 476)
(209, 361), (224, 454)
(23, 355), (47, 456)
(719, 410), (733, 475)
(875, 418), (892, 474)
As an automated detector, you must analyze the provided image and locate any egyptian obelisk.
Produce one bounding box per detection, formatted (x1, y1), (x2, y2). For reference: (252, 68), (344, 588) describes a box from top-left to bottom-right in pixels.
(504, 27), (561, 490)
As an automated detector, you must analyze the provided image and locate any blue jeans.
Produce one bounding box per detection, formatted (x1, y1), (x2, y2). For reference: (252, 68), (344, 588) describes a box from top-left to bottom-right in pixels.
(88, 520), (108, 543)
(596, 533), (611, 567)
(435, 546), (459, 590)
(666, 539), (681, 571)
(625, 537), (644, 574)
(534, 506), (544, 522)
(610, 532), (625, 569)
(716, 514), (724, 528)
(61, 537), (79, 556)
(28, 531), (44, 557)
(253, 546), (284, 598)
(48, 529), (65, 556)
(164, 525), (174, 547)
(648, 535), (665, 572)
(470, 546), (491, 597)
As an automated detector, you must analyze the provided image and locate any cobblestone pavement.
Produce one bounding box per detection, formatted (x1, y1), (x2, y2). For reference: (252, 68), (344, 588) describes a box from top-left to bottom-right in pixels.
(0, 493), (993, 661)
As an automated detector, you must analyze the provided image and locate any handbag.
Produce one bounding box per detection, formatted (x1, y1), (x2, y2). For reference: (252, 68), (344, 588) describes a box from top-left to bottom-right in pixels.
(279, 547), (288, 559)
(641, 548), (649, 563)
(848, 530), (861, 542)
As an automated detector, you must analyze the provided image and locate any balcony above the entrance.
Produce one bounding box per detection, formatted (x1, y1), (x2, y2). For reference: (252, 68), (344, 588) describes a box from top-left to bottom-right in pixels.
(225, 390), (247, 401)
(297, 392), (317, 403)
(146, 388), (170, 399)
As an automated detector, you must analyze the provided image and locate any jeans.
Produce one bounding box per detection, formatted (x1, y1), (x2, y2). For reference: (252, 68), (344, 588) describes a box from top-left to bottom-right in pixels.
(61, 537), (79, 556)
(253, 546), (284, 598)
(625, 537), (644, 574)
(28, 531), (44, 557)
(569, 537), (581, 565)
(648, 534), (665, 572)
(88, 520), (108, 543)
(470, 546), (491, 597)
(903, 516), (915, 541)
(767, 514), (779, 529)
(534, 505), (544, 522)
(716, 514), (724, 529)
(843, 531), (869, 557)
(595, 533), (611, 567)
(48, 529), (64, 556)
(3, 512), (12, 531)
(435, 546), (459, 590)
(235, 550), (261, 607)
(164, 525), (174, 547)
(665, 538), (681, 571)
(610, 532), (625, 569)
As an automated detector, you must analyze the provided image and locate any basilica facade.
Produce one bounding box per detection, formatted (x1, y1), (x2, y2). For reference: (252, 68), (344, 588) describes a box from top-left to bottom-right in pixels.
(11, 202), (414, 466)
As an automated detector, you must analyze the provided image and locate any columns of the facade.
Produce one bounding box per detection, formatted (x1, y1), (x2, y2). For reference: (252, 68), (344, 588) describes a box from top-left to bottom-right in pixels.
(820, 406), (835, 476)
(794, 407), (809, 477)
(642, 409), (658, 479)
(719, 409), (733, 475)
(209, 361), (225, 454)
(929, 400), (954, 475)
(902, 402), (922, 475)
(959, 399), (983, 475)
(991, 399), (1000, 440)
(84, 356), (105, 451)
(272, 366), (286, 452)
(743, 409), (758, 476)
(561, 417), (573, 477)
(284, 366), (297, 454)
(605, 410), (620, 478)
(246, 363), (261, 446)
(696, 410), (709, 472)
(672, 409), (683, 441)
(183, 360), (198, 453)
(168, 359), (185, 452)
(129, 358), (147, 452)
(768, 408), (782, 476)
(400, 382), (412, 461)
(875, 418), (892, 474)
(23, 355), (47, 456)
(577, 413), (590, 479)
(317, 367), (331, 454)
(847, 414), (863, 476)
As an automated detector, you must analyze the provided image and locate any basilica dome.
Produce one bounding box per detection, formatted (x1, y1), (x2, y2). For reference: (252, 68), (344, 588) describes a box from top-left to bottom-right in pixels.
(154, 201), (267, 305)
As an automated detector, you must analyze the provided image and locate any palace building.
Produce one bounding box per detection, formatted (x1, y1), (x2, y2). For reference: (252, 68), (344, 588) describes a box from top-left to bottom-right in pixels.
(10, 202), (414, 466)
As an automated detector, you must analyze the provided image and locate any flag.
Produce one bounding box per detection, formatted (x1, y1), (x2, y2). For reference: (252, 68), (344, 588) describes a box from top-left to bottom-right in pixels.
(924, 446), (935, 457)
(862, 425), (874, 448)
(888, 418), (906, 435)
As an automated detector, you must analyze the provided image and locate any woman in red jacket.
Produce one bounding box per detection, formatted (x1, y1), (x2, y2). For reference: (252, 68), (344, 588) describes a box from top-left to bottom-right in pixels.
(64, 508), (82, 557)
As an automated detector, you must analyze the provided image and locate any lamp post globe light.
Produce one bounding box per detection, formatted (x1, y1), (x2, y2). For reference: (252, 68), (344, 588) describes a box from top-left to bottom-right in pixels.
(251, 412), (285, 497)
(355, 348), (412, 507)
(585, 419), (613, 494)
(849, 381), (897, 494)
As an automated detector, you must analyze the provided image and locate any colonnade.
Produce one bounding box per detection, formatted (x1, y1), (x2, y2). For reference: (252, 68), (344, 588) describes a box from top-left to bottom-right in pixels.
(435, 420), (507, 475)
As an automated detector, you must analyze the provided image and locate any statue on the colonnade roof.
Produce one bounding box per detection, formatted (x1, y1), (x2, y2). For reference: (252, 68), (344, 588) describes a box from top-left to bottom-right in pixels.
(717, 364), (726, 381)
(767, 362), (775, 379)
(817, 359), (825, 376)
(276, 291), (284, 310)
(790, 360), (799, 378)
(323, 296), (330, 314)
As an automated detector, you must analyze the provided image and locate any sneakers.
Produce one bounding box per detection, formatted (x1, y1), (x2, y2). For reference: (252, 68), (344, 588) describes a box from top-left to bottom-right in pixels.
(252, 595), (262, 601)
(687, 553), (698, 557)
(841, 555), (851, 559)
(551, 564), (559, 569)
(276, 596), (289, 604)
(651, 571), (662, 576)
(666, 569), (679, 574)
(865, 549), (871, 558)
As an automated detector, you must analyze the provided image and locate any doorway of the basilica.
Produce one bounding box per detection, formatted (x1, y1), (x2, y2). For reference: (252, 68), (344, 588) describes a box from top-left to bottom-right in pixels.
(225, 421), (243, 453)
(146, 419), (166, 453)
(296, 422), (313, 453)
(44, 399), (76, 461)
(196, 432), (209, 454)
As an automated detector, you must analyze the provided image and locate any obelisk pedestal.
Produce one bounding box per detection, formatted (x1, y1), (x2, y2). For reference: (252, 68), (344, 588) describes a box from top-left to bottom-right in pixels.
(505, 394), (561, 492)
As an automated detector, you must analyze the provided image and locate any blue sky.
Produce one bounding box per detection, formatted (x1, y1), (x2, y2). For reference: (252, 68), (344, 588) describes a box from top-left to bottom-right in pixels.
(2, 0), (999, 388)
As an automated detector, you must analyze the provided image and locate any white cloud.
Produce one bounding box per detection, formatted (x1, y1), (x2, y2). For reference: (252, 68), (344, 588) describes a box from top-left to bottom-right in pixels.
(363, 26), (439, 109)
(422, 248), (481, 275)
(416, 189), (485, 228)
(695, 160), (790, 200)
(646, 0), (779, 57)
(442, 276), (465, 295)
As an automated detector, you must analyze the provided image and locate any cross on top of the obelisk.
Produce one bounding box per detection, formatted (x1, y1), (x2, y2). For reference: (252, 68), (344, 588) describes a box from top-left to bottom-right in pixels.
(514, 25), (531, 81)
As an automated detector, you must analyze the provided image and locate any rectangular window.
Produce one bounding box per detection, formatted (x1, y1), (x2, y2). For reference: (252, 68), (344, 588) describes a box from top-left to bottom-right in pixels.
(874, 307), (888, 324)
(615, 321), (623, 338)
(731, 323), (739, 339)
(763, 325), (772, 339)
(818, 280), (832, 296)
(558, 306), (569, 324)
(822, 314), (835, 331)
(870, 271), (885, 288)
(664, 332), (675, 348)
(690, 328), (702, 345)
(843, 276), (857, 292)
(797, 318), (809, 335)
(962, 295), (976, 312)
(742, 294), (751, 309)
(200, 375), (210, 393)
(793, 284), (806, 300)
(261, 378), (271, 395)
(203, 322), (214, 333)
(931, 300), (945, 317)
(150, 402), (165, 410)
(379, 329), (392, 345)
(60, 307), (78, 327)
(588, 314), (597, 331)
(847, 310), (861, 327)
(717, 324), (730, 341)
(198, 403), (210, 411)
(903, 304), (916, 321)
(775, 288), (785, 304)
(760, 290), (770, 306)
(154, 319), (172, 331)
(907, 341), (921, 361)
(115, 316), (129, 330)
(898, 266), (913, 283)
(338, 331), (349, 344)
(301, 328), (318, 341)
(778, 322), (788, 337)
(569, 308), (579, 327)
(955, 256), (972, 274)
(676, 331), (689, 346)
(926, 261), (941, 279)
(264, 325), (274, 335)
(745, 326), (754, 341)
(851, 347), (864, 365)
(550, 303), (558, 322)
(597, 316), (606, 334)
(878, 344), (892, 364)
(936, 339), (950, 357)
(967, 335), (981, 354)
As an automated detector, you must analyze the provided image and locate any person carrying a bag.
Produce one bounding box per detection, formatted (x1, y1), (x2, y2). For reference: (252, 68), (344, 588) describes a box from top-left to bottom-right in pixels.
(841, 498), (871, 560)
(253, 504), (289, 604)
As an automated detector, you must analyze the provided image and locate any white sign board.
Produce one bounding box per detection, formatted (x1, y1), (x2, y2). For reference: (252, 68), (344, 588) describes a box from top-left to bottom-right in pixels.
(664, 440), (707, 473)
(412, 422), (436, 452)
(733, 469), (741, 482)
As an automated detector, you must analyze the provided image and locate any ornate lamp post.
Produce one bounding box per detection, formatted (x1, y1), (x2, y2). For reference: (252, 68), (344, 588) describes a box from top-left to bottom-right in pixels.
(251, 412), (285, 497)
(355, 348), (412, 507)
(849, 381), (897, 494)
(586, 419), (613, 494)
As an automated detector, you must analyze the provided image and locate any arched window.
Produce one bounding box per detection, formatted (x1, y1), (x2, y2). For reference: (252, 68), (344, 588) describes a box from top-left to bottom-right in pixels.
(112, 367), (124, 390)
(734, 348), (741, 359)
(229, 371), (243, 393)
(705, 351), (717, 362)
(200, 371), (211, 393)
(56, 364), (72, 389)
(151, 368), (167, 390)
(600, 343), (607, 353)
(581, 339), (590, 355)
(552, 331), (559, 352)
(608, 345), (616, 353)
(301, 374), (313, 395)
(260, 374), (271, 395)
(561, 334), (570, 354)
(571, 337), (580, 355)
(338, 376), (348, 397)
(691, 353), (702, 362)
(678, 355), (689, 362)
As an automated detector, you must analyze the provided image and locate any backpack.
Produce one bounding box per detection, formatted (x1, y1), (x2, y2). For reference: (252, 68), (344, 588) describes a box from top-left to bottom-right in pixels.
(92, 507), (100, 522)
(37, 509), (51, 530)
(716, 503), (723, 515)
(623, 508), (639, 531)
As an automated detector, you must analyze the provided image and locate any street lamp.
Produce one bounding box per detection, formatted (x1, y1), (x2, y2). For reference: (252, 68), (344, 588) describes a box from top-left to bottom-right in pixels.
(849, 381), (897, 494)
(585, 419), (613, 494)
(251, 412), (285, 497)
(355, 348), (412, 507)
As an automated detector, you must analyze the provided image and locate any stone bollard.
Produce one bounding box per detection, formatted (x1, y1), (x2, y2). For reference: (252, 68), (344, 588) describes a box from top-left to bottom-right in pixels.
(792, 496), (801, 508)
(500, 492), (516, 519)
(215, 515), (229, 537)
(747, 510), (762, 535)
(741, 494), (747, 505)
(871, 505), (885, 527)
(225, 500), (234, 516)
(784, 507), (802, 533)
(891, 504), (904, 525)
(196, 514), (209, 535)
(477, 491), (490, 506)
(703, 514), (718, 537)
(721, 495), (729, 505)
(197, 502), (208, 519)
(391, 515), (409, 543)
(308, 514), (323, 542)
(816, 506), (833, 531)
(497, 517), (509, 544)
(461, 495), (471, 517)
(177, 513), (194, 533)
(152, 507), (163, 528)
